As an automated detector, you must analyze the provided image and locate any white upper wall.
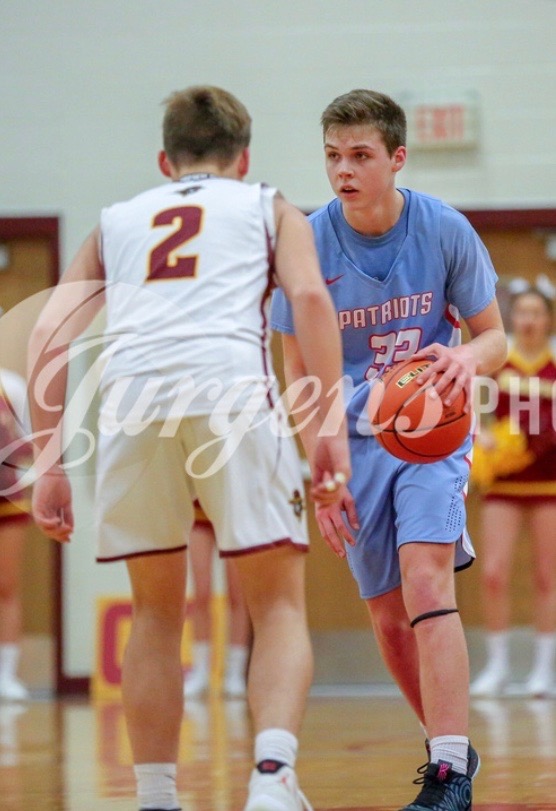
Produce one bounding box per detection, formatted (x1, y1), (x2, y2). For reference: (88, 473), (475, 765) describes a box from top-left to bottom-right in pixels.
(2, 0), (556, 264)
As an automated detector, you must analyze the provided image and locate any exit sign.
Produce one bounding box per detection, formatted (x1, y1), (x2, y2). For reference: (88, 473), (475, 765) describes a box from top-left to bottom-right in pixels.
(403, 92), (480, 150)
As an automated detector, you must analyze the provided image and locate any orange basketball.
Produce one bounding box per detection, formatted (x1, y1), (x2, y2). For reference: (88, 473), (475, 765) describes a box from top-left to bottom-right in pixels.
(369, 358), (472, 464)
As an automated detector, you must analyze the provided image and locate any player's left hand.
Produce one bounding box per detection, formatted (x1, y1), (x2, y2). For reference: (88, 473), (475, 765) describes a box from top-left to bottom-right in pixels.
(310, 434), (352, 506)
(311, 472), (349, 505)
(315, 494), (359, 559)
(411, 343), (477, 410)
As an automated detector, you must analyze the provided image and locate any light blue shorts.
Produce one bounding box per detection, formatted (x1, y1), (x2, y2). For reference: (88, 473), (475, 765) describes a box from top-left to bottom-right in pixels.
(345, 434), (475, 599)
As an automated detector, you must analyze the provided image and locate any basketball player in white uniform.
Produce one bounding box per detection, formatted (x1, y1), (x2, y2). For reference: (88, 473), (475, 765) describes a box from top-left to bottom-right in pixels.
(28, 86), (350, 811)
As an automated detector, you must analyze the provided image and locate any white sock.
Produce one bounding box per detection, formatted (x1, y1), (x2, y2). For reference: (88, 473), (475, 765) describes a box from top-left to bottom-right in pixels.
(225, 644), (248, 679)
(485, 631), (510, 671)
(0, 644), (20, 681)
(530, 632), (556, 677)
(133, 763), (180, 810)
(254, 728), (298, 769)
(429, 735), (469, 775)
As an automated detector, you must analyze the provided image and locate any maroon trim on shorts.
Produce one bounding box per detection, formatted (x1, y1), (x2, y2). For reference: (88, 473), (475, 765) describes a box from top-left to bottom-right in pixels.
(220, 537), (309, 558)
(193, 518), (213, 527)
(0, 512), (31, 526)
(96, 542), (188, 563)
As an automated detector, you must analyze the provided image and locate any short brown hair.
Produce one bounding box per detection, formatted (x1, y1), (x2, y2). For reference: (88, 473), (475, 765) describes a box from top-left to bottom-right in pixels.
(321, 89), (406, 156)
(162, 85), (251, 167)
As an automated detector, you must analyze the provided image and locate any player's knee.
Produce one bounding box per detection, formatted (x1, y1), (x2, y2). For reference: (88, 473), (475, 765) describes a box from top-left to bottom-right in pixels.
(482, 567), (509, 595)
(133, 594), (185, 631)
(401, 571), (445, 612)
(193, 593), (212, 614)
(368, 589), (411, 643)
(0, 574), (17, 600)
(400, 554), (454, 608)
(371, 608), (412, 647)
(533, 569), (556, 596)
(248, 595), (306, 631)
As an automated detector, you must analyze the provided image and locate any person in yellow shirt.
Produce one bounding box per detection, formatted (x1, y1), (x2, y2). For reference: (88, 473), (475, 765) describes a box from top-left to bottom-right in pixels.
(472, 287), (556, 697)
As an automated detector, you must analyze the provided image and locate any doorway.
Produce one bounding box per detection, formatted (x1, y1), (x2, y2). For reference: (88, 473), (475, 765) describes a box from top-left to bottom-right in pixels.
(0, 217), (60, 694)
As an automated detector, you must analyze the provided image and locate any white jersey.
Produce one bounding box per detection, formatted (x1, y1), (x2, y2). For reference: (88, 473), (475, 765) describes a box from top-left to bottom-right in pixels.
(99, 174), (279, 422)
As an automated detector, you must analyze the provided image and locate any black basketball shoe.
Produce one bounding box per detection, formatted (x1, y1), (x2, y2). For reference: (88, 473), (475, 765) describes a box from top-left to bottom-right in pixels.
(401, 760), (472, 811)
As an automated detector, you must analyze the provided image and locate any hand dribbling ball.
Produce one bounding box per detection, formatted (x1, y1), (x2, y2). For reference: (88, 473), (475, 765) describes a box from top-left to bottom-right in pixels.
(369, 358), (471, 464)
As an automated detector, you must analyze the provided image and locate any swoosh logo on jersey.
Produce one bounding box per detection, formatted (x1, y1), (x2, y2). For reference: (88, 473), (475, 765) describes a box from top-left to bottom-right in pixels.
(177, 185), (203, 197)
(326, 274), (344, 286)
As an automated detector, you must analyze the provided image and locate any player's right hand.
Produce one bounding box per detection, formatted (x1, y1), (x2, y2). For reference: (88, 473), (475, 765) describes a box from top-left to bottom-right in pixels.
(32, 468), (74, 543)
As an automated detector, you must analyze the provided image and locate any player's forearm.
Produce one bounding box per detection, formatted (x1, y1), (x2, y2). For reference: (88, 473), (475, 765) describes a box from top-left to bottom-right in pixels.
(467, 328), (508, 376)
(26, 237), (105, 471)
(291, 290), (346, 438)
(282, 352), (322, 467)
(28, 327), (69, 471)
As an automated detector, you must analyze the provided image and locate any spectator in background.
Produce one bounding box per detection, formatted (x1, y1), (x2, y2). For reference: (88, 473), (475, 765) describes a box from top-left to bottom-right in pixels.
(184, 503), (251, 699)
(0, 368), (32, 701)
(471, 287), (556, 697)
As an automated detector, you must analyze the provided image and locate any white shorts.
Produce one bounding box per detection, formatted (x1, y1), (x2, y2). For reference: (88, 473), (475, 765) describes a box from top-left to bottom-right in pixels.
(95, 411), (309, 562)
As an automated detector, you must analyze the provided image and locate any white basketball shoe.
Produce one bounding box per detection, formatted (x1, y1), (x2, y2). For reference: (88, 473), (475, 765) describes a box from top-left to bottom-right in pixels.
(523, 670), (555, 698)
(470, 665), (509, 698)
(244, 766), (312, 811)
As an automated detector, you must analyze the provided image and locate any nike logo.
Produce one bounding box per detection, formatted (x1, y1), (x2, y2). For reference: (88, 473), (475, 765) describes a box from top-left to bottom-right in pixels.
(326, 274), (344, 286)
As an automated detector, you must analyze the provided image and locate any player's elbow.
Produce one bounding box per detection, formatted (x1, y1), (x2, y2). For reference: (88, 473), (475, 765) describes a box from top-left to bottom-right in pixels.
(290, 286), (339, 353)
(28, 319), (53, 355)
(291, 284), (334, 318)
(283, 352), (306, 388)
(28, 318), (66, 376)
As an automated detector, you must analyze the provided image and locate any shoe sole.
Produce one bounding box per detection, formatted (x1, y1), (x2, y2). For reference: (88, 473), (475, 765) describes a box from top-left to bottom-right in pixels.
(245, 799), (298, 811)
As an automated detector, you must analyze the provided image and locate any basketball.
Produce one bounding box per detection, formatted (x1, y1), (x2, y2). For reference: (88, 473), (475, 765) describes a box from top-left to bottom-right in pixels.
(369, 358), (472, 463)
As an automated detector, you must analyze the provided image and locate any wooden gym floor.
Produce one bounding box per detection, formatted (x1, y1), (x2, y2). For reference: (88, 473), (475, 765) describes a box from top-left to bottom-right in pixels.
(1, 691), (556, 810)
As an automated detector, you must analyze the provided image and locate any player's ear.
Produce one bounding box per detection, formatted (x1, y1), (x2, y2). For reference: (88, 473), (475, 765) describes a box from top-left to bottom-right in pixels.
(158, 150), (173, 178)
(392, 145), (407, 174)
(238, 147), (250, 178)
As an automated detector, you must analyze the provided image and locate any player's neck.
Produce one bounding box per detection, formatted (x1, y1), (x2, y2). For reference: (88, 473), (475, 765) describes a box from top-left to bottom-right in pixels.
(173, 161), (241, 182)
(342, 188), (404, 237)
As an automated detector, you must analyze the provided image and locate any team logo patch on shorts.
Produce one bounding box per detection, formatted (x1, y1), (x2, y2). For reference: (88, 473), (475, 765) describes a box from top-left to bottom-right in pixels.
(289, 489), (305, 520)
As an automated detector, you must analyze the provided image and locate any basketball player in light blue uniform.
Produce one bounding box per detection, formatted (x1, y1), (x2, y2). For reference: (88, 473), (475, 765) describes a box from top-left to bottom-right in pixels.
(271, 89), (507, 811)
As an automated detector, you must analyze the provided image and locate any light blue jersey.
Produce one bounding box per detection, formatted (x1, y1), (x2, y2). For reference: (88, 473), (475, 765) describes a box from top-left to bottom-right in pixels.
(271, 189), (497, 435)
(271, 188), (498, 598)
